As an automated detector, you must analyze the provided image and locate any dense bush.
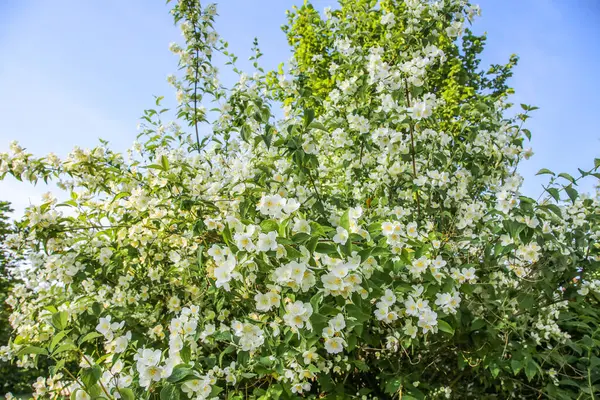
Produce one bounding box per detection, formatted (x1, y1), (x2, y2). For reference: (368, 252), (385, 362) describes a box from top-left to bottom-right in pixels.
(0, 202), (49, 396)
(1, 0), (599, 399)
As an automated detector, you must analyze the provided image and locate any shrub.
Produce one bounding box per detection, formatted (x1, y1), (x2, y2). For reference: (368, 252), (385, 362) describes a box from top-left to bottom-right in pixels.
(0, 202), (49, 396)
(1, 0), (599, 399)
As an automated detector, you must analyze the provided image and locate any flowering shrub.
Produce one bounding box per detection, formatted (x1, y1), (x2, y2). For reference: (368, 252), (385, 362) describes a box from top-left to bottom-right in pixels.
(1, 0), (600, 399)
(1, 202), (49, 395)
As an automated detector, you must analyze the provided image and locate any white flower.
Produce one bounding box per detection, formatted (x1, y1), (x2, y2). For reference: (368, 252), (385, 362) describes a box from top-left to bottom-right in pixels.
(257, 231), (278, 252)
(324, 337), (345, 354)
(409, 256), (430, 277)
(328, 314), (346, 332)
(380, 289), (396, 307)
(381, 12), (395, 27)
(255, 291), (280, 312)
(333, 227), (349, 244)
(283, 198), (301, 214)
(445, 21), (463, 38)
(234, 232), (255, 252)
(411, 100), (432, 120)
(405, 222), (419, 238)
(404, 320), (418, 339)
(303, 347), (319, 364)
(292, 218), (311, 234)
(75, 390), (91, 400)
(417, 309), (438, 334)
(283, 300), (313, 330)
(114, 332), (131, 353)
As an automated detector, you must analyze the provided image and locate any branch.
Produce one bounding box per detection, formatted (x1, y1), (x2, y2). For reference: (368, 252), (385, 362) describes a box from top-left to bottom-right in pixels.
(404, 81), (421, 217)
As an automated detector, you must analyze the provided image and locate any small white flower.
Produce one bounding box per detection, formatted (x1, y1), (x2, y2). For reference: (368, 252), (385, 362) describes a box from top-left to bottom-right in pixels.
(324, 337), (345, 354)
(333, 227), (349, 244)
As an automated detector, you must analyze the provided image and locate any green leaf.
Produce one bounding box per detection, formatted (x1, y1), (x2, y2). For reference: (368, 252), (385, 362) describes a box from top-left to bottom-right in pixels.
(539, 204), (562, 217)
(260, 219), (278, 233)
(535, 168), (554, 176)
(167, 365), (193, 383)
(315, 243), (338, 255)
(310, 291), (323, 313)
(470, 318), (485, 331)
(51, 359), (65, 376)
(160, 383), (181, 400)
(210, 386), (224, 397)
(384, 378), (402, 394)
(303, 109), (315, 128)
(490, 363), (500, 378)
(283, 245), (303, 260)
(52, 311), (69, 330)
(558, 172), (575, 184)
(346, 304), (370, 322)
(309, 313), (329, 333)
(503, 220), (524, 239)
(17, 346), (48, 356)
(511, 359), (522, 375)
(354, 359), (369, 372)
(219, 344), (236, 367)
(308, 120), (327, 132)
(525, 359), (539, 381)
(79, 332), (103, 345)
(519, 294), (535, 309)
(545, 187), (560, 202)
(145, 164), (165, 170)
(112, 191), (131, 203)
(81, 365), (102, 388)
(52, 343), (77, 356)
(565, 185), (578, 202)
(49, 330), (70, 352)
(221, 225), (233, 247)
(340, 210), (350, 231)
(160, 155), (169, 170)
(437, 319), (454, 336)
(91, 302), (103, 316)
(118, 388), (135, 400)
(347, 334), (357, 351)
(292, 232), (311, 243)
(196, 245), (204, 270)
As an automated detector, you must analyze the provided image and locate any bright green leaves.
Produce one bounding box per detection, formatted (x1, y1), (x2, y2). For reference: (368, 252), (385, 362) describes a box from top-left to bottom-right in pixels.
(315, 242), (338, 255)
(340, 209), (350, 231)
(160, 154), (170, 171)
(51, 311), (69, 330)
(118, 388), (136, 400)
(524, 359), (540, 382)
(17, 345), (48, 357)
(520, 103), (539, 112)
(49, 330), (70, 353)
(259, 219), (278, 233)
(167, 365), (194, 383)
(437, 319), (455, 336)
(80, 365), (102, 388)
(303, 108), (315, 128)
(160, 383), (181, 400)
(536, 168), (554, 176)
(558, 172), (575, 184)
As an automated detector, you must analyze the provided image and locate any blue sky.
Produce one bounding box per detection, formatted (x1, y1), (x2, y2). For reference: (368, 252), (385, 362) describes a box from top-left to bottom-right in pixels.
(0, 0), (599, 216)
